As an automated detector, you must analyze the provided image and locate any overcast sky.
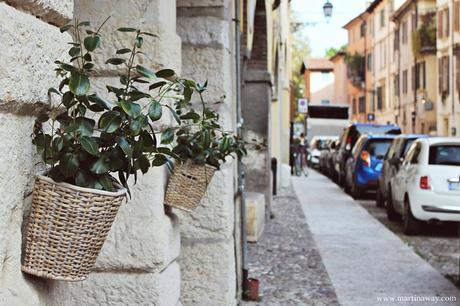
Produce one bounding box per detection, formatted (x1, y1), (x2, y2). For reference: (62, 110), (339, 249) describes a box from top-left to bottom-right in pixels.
(291, 0), (405, 57)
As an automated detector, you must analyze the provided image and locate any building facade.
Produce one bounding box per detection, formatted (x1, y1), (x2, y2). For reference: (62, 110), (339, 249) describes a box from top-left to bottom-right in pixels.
(0, 0), (292, 305)
(343, 13), (368, 122)
(392, 0), (437, 134)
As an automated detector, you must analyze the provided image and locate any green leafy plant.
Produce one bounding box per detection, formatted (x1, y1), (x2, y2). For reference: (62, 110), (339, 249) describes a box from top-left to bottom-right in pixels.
(172, 83), (247, 169)
(33, 19), (195, 194)
(345, 52), (365, 88)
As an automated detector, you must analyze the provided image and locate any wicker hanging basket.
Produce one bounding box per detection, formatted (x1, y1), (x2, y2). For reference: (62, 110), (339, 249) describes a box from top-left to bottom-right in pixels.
(164, 160), (216, 212)
(22, 175), (126, 281)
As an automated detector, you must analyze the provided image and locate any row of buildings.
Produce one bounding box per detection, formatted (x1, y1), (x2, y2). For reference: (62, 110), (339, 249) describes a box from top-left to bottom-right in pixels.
(338, 0), (460, 136)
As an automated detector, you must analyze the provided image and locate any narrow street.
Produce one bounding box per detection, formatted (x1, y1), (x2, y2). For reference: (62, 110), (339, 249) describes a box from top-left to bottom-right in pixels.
(292, 170), (460, 305)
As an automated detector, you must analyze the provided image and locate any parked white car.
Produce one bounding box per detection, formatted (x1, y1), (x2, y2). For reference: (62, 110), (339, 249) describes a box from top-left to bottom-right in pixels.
(308, 136), (338, 168)
(389, 137), (460, 235)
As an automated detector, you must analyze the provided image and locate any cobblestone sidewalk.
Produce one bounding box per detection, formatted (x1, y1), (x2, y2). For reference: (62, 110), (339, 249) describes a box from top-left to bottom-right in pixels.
(242, 184), (340, 306)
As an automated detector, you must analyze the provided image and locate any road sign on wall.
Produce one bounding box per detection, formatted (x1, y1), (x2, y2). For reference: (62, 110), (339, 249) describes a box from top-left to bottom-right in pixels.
(298, 99), (308, 113)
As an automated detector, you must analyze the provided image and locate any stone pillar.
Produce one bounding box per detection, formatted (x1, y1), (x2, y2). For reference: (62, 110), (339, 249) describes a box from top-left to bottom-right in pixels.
(177, 1), (238, 305)
(0, 1), (72, 305)
(241, 0), (272, 210)
(45, 1), (182, 305)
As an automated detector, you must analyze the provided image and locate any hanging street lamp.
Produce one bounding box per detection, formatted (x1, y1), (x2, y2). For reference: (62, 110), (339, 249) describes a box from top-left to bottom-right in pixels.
(323, 0), (333, 19)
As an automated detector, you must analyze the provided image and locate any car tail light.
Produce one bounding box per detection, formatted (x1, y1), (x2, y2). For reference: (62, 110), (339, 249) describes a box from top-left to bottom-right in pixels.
(420, 176), (430, 190)
(360, 150), (371, 167)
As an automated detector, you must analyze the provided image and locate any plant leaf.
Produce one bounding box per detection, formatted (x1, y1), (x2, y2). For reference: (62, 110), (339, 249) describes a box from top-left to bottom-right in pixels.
(116, 48), (132, 54)
(99, 111), (122, 133)
(149, 81), (166, 90)
(117, 137), (132, 157)
(151, 154), (168, 167)
(117, 27), (138, 32)
(84, 35), (101, 52)
(160, 128), (174, 144)
(106, 58), (126, 65)
(119, 100), (141, 118)
(88, 94), (113, 110)
(90, 157), (110, 174)
(165, 105), (180, 124)
(80, 136), (100, 156)
(60, 23), (73, 33)
(156, 69), (175, 79)
(69, 72), (90, 96)
(148, 100), (162, 121)
(60, 153), (79, 177)
(135, 36), (143, 48)
(98, 174), (115, 192)
(136, 65), (156, 79)
(69, 47), (81, 57)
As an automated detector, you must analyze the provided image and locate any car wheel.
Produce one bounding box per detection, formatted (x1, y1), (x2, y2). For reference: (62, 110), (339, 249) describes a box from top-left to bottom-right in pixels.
(351, 181), (361, 199)
(403, 197), (422, 236)
(376, 186), (385, 208)
(338, 172), (345, 187)
(386, 186), (400, 221)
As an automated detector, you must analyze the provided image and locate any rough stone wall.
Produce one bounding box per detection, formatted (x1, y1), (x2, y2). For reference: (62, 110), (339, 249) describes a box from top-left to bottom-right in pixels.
(177, 0), (239, 305)
(0, 1), (183, 305)
(0, 2), (72, 305)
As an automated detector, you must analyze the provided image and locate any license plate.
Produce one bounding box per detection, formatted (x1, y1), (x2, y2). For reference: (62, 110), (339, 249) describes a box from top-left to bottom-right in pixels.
(448, 182), (460, 191)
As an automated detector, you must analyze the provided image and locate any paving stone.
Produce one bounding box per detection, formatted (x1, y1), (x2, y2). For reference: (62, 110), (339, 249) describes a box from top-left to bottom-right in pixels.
(242, 184), (340, 306)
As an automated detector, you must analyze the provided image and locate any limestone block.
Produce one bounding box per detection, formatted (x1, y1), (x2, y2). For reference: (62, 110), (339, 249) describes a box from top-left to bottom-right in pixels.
(178, 16), (230, 49)
(95, 167), (180, 273)
(245, 192), (265, 242)
(179, 240), (236, 306)
(4, 0), (73, 26)
(74, 0), (181, 73)
(48, 262), (181, 306)
(175, 162), (235, 240)
(281, 163), (291, 188)
(0, 114), (42, 306)
(0, 3), (71, 115)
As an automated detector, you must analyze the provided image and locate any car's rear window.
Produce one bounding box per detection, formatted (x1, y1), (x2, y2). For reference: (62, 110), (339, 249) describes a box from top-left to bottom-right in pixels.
(356, 125), (401, 135)
(402, 139), (415, 156)
(429, 145), (460, 166)
(365, 140), (393, 159)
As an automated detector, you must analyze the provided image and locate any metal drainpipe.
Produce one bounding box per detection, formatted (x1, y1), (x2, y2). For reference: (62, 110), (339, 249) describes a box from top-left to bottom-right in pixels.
(233, 0), (249, 297)
(413, 0), (418, 133)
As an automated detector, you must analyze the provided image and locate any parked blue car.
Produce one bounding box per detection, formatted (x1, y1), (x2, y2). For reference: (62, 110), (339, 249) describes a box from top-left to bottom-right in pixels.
(345, 134), (396, 199)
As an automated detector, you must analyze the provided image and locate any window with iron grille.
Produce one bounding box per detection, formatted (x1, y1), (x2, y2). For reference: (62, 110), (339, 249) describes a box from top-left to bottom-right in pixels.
(402, 69), (408, 94)
(377, 86), (383, 110)
(359, 96), (366, 114)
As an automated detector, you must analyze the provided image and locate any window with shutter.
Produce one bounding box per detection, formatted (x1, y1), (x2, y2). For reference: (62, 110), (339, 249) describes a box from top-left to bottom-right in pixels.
(438, 10), (443, 38)
(403, 70), (408, 94)
(412, 66), (415, 91)
(456, 55), (460, 89)
(438, 57), (444, 94)
(422, 62), (426, 89)
(446, 56), (450, 93)
(455, 1), (460, 32)
(446, 8), (450, 37)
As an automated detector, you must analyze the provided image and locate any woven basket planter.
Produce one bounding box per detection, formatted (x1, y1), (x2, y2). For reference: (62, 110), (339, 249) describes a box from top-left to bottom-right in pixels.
(22, 175), (126, 281)
(164, 160), (216, 212)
